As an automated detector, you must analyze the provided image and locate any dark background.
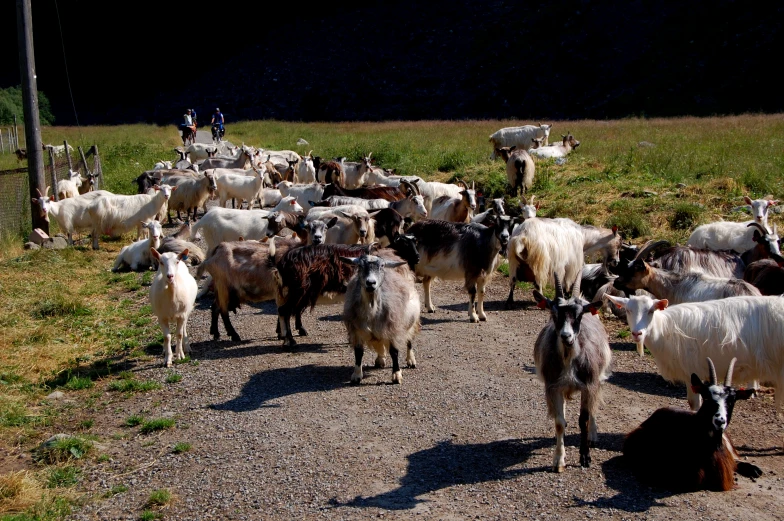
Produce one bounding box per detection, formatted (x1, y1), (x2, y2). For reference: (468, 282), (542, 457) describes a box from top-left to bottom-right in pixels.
(2, 0), (782, 125)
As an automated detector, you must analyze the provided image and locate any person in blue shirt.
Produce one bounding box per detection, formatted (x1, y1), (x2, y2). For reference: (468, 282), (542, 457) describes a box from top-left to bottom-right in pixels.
(211, 108), (224, 130)
(190, 108), (198, 126)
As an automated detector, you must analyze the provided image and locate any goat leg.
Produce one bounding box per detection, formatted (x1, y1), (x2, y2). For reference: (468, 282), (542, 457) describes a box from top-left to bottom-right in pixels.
(736, 461), (763, 479)
(406, 340), (417, 369)
(210, 300), (220, 340)
(295, 312), (308, 337)
(578, 408), (591, 468)
(280, 312), (296, 346)
(220, 308), (241, 342)
(351, 345), (364, 385)
(466, 280), (479, 323)
(390, 343), (402, 384)
(505, 276), (516, 310)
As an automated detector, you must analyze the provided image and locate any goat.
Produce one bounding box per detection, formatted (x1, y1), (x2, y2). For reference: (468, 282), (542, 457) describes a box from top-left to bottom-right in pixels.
(297, 152), (317, 184)
(407, 215), (516, 322)
(31, 187), (111, 245)
(409, 179), (463, 213)
(471, 197), (505, 225)
(489, 123), (552, 159)
(277, 181), (326, 211)
(429, 181), (477, 223)
(43, 143), (75, 156)
(149, 248), (198, 367)
(77, 172), (100, 195)
(112, 221), (163, 272)
(613, 240), (761, 304)
(200, 237), (302, 342)
(496, 146), (535, 196)
(315, 189), (427, 221)
(15, 148), (27, 161)
(623, 358), (762, 491)
(216, 167), (266, 209)
(199, 146), (253, 170)
(744, 252), (784, 295)
(307, 206), (374, 245)
(687, 197), (778, 253)
(505, 217), (588, 308)
(56, 170), (82, 200)
(529, 132), (581, 159)
(87, 185), (174, 250)
(322, 183), (409, 203)
(605, 293), (784, 412)
(158, 221), (205, 266)
(166, 172), (217, 222)
(533, 275), (611, 472)
(341, 254), (420, 385)
(153, 160), (173, 170)
(191, 203), (303, 257)
(316, 160), (343, 185)
(183, 143), (219, 163)
(269, 234), (420, 346)
(646, 245), (747, 279)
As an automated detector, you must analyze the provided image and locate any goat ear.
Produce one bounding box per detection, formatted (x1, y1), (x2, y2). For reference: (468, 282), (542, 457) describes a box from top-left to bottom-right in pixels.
(532, 290), (550, 309)
(690, 373), (704, 394)
(326, 216), (339, 228)
(339, 256), (360, 265)
(736, 388), (756, 400)
(586, 301), (603, 315)
(150, 248), (161, 261)
(612, 225), (618, 235)
(744, 196), (753, 205)
(510, 145), (516, 151)
(178, 249), (189, 262)
(769, 200), (779, 207)
(604, 294), (628, 310)
(653, 299), (669, 311)
(384, 260), (407, 269)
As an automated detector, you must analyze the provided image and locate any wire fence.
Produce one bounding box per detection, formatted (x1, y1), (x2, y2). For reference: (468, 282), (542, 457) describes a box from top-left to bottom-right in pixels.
(0, 143), (103, 237)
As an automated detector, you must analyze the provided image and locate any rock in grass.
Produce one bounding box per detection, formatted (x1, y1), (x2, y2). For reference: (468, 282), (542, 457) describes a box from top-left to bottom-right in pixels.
(24, 242), (40, 250)
(46, 391), (65, 400)
(42, 237), (68, 250)
(297, 138), (310, 146)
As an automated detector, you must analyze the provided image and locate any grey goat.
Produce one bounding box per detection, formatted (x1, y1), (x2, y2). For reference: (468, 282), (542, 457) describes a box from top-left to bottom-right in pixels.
(533, 275), (611, 472)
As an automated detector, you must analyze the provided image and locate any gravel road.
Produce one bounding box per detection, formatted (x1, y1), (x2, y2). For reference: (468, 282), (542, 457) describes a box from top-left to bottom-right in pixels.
(65, 222), (784, 521)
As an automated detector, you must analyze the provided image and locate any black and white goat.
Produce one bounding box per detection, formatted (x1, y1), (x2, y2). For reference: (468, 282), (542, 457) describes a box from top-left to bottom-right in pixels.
(623, 358), (762, 491)
(533, 275), (611, 472)
(407, 215), (516, 322)
(341, 254), (420, 385)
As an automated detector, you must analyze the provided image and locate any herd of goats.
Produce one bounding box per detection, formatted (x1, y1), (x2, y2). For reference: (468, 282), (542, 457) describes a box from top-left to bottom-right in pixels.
(28, 123), (784, 493)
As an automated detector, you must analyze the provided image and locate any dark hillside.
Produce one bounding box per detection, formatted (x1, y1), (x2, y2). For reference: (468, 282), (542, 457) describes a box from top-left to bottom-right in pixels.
(2, 0), (782, 124)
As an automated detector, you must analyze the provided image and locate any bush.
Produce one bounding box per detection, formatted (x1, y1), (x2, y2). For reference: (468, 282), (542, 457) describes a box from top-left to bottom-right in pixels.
(606, 201), (651, 239)
(33, 436), (92, 464)
(146, 489), (172, 507)
(669, 203), (704, 230)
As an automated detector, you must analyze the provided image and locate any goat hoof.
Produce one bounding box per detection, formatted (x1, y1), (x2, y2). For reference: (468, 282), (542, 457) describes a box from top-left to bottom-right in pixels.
(392, 371), (402, 384)
(479, 314), (487, 322)
(469, 315), (479, 323)
(375, 358), (387, 368)
(406, 362), (417, 369)
(212, 334), (220, 341)
(283, 337), (297, 347)
(426, 308), (435, 314)
(580, 454), (591, 468)
(553, 465), (565, 473)
(297, 328), (308, 337)
(164, 361), (173, 368)
(350, 378), (361, 386)
(230, 335), (241, 342)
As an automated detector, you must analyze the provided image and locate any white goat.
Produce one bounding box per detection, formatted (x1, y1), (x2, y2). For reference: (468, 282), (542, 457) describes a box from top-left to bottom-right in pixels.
(430, 183), (477, 223)
(153, 160), (173, 170)
(166, 172), (217, 221)
(606, 294), (784, 415)
(150, 248), (197, 367)
(687, 196), (779, 253)
(277, 181), (325, 212)
(87, 184), (174, 250)
(56, 170), (83, 200)
(31, 188), (111, 245)
(112, 221), (163, 272)
(489, 123), (552, 159)
(297, 152), (317, 184)
(216, 167), (266, 209)
(184, 143), (219, 163)
(529, 133), (581, 159)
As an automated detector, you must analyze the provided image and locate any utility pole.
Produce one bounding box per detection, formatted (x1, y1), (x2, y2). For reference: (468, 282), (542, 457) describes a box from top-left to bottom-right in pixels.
(16, 0), (48, 235)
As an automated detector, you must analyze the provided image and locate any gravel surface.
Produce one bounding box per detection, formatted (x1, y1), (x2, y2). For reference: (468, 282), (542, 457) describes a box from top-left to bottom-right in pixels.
(65, 221), (784, 521)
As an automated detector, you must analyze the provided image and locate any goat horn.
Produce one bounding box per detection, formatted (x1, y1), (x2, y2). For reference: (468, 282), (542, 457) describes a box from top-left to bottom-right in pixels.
(706, 357), (718, 386)
(571, 276), (581, 299)
(268, 236), (276, 257)
(553, 273), (564, 300)
(521, 195), (527, 205)
(725, 357), (737, 387)
(456, 179), (468, 190)
(633, 240), (670, 263)
(530, 194), (535, 205)
(746, 222), (769, 235)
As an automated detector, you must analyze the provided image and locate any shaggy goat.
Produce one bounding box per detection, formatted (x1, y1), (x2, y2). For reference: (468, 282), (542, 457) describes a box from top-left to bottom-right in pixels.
(687, 197), (779, 253)
(623, 358), (762, 491)
(496, 146), (535, 196)
(341, 254), (420, 385)
(533, 276), (611, 472)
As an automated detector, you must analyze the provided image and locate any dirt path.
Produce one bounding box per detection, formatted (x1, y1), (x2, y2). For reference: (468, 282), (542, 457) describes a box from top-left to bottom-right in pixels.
(65, 223), (784, 520)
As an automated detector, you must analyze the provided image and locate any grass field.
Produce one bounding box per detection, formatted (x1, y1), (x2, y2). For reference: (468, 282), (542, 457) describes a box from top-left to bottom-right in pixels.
(0, 114), (783, 518)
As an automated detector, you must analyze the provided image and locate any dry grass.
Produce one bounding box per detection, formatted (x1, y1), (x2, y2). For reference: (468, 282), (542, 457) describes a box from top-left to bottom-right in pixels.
(0, 470), (43, 514)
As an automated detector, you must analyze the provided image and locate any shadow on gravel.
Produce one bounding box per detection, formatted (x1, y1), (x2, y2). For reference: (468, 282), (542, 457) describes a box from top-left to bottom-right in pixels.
(330, 437), (554, 510)
(192, 339), (331, 361)
(608, 371), (683, 400)
(193, 297), (277, 316)
(571, 455), (678, 512)
(438, 299), (520, 313)
(210, 364), (347, 411)
(609, 341), (640, 354)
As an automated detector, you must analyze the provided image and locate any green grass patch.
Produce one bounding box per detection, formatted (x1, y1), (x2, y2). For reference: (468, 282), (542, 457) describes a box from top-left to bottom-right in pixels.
(33, 436), (92, 464)
(31, 295), (91, 319)
(140, 418), (175, 434)
(0, 495), (72, 521)
(172, 442), (191, 454)
(669, 202), (705, 230)
(146, 489), (172, 507)
(139, 510), (163, 521)
(165, 373), (182, 384)
(108, 379), (161, 393)
(617, 329), (631, 339)
(125, 415), (144, 427)
(63, 376), (94, 391)
(78, 419), (94, 430)
(102, 484), (128, 498)
(46, 466), (81, 489)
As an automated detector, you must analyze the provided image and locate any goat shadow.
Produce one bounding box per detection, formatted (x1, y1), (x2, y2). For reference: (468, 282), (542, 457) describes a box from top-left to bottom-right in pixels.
(210, 364), (347, 411)
(609, 340), (640, 354)
(330, 433), (623, 511)
(608, 370), (684, 400)
(572, 455), (680, 512)
(191, 337), (332, 362)
(193, 297), (278, 316)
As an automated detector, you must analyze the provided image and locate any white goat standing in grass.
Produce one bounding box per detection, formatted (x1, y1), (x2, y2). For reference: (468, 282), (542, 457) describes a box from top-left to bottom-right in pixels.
(150, 248), (198, 367)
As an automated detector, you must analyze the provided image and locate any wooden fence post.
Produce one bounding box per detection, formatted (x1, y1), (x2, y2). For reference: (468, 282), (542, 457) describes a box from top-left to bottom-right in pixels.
(13, 115), (19, 150)
(92, 145), (102, 190)
(78, 146), (89, 176)
(49, 147), (58, 201)
(0, 130), (4, 153)
(63, 140), (74, 173)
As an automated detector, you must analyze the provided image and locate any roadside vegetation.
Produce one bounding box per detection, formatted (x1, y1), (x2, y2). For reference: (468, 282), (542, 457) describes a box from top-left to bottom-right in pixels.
(0, 114), (782, 518)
